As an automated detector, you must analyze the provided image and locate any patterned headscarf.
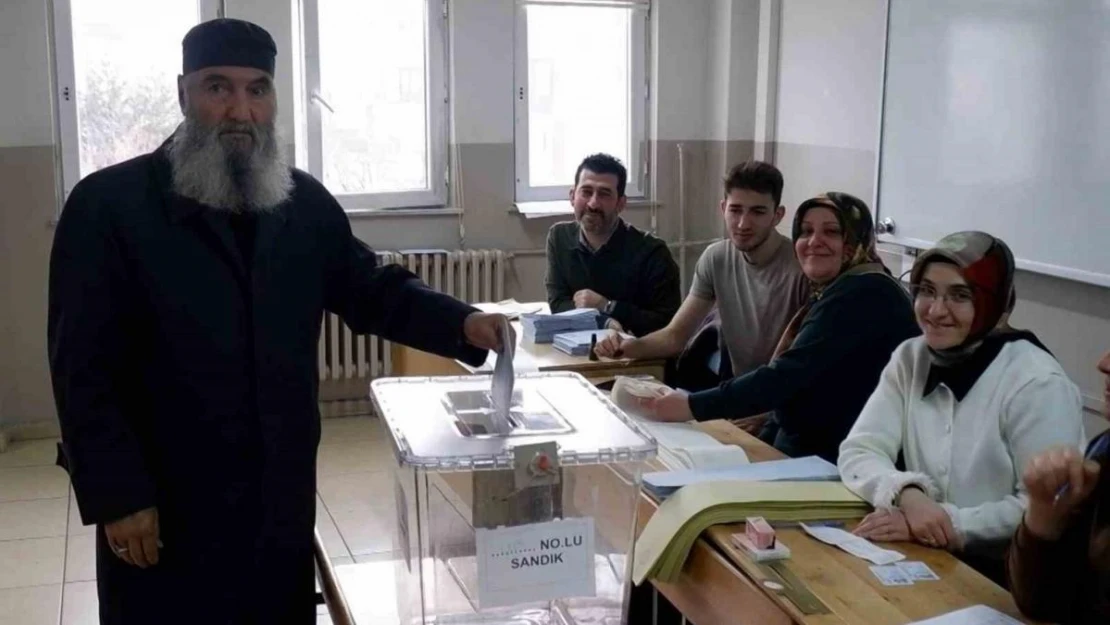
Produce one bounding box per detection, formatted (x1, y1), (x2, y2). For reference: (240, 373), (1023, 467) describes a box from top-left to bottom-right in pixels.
(910, 231), (1016, 347)
(908, 231), (1050, 376)
(792, 192), (889, 285)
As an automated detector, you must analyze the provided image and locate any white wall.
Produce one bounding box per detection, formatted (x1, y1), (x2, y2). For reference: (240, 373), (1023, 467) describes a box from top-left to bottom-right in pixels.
(0, 0), (54, 147)
(773, 0), (1110, 425)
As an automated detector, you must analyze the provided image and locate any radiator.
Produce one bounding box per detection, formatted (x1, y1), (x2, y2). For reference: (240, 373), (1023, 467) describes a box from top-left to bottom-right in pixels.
(318, 249), (508, 416)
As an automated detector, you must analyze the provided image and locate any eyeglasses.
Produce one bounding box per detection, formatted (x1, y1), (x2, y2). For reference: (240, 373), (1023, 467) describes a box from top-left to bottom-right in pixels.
(910, 284), (975, 307)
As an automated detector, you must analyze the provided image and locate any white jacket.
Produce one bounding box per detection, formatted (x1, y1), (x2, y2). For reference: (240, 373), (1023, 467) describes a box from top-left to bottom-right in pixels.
(838, 337), (1086, 550)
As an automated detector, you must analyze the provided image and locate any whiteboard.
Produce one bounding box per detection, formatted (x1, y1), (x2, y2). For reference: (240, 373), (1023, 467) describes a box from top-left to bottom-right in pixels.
(876, 0), (1110, 287)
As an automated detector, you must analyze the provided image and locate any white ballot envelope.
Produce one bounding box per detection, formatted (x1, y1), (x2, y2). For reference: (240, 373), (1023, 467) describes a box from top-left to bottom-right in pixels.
(490, 318), (516, 424)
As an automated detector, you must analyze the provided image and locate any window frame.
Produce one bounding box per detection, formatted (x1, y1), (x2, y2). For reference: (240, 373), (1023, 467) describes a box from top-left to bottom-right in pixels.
(50, 0), (224, 204)
(297, 0), (450, 210)
(513, 0), (650, 203)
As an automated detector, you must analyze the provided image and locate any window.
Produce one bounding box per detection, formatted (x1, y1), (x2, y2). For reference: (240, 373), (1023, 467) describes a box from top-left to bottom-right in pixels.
(296, 0), (448, 209)
(514, 0), (650, 202)
(51, 0), (222, 201)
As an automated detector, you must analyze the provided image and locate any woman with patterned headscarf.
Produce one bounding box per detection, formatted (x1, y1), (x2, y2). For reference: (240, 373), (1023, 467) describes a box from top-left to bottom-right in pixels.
(839, 231), (1085, 584)
(636, 192), (918, 462)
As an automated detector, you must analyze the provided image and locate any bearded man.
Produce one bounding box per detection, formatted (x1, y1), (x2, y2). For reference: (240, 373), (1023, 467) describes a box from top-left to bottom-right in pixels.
(48, 19), (507, 624)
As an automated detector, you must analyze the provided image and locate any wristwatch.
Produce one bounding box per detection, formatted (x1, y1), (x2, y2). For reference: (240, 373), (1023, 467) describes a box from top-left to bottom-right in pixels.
(602, 299), (617, 315)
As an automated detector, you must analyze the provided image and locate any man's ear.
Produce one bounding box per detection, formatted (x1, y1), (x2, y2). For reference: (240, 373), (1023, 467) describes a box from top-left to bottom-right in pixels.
(568, 187), (576, 204)
(772, 204), (786, 227)
(615, 195), (627, 214)
(177, 75), (187, 115)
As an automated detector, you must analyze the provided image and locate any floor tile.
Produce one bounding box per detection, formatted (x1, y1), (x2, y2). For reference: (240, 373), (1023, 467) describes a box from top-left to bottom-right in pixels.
(0, 584), (61, 625)
(0, 537), (65, 589)
(60, 581), (98, 625)
(334, 560), (402, 624)
(0, 439), (58, 469)
(316, 495), (350, 560)
(319, 416), (387, 445)
(0, 498), (67, 541)
(67, 490), (94, 537)
(318, 471), (395, 516)
(0, 466), (69, 502)
(65, 534), (96, 582)
(317, 437), (397, 477)
(330, 506), (398, 556)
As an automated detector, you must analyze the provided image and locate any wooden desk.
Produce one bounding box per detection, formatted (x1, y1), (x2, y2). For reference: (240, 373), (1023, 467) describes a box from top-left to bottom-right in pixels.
(639, 422), (1035, 625)
(315, 423), (1034, 625)
(390, 314), (667, 386)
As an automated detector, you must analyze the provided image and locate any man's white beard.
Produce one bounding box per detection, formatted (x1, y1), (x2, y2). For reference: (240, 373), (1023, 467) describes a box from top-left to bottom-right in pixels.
(167, 113), (293, 213)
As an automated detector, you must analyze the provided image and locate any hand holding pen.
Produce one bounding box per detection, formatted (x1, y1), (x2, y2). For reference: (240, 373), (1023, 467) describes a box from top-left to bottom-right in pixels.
(1022, 443), (1103, 540)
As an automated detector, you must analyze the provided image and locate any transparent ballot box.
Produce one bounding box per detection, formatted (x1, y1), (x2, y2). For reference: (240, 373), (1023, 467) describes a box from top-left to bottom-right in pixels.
(370, 371), (657, 625)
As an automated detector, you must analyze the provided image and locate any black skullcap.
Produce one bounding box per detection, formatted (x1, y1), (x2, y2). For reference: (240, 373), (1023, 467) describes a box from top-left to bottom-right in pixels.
(182, 18), (277, 76)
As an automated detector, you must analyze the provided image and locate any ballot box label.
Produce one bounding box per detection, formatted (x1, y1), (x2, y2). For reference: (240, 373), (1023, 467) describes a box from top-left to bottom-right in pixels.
(476, 517), (596, 608)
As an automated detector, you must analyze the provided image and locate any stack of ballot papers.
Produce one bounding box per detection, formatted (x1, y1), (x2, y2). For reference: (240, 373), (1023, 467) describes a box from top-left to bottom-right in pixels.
(521, 309), (600, 343)
(551, 329), (632, 356)
(474, 299), (545, 320)
(611, 376), (751, 471)
(632, 480), (870, 584)
(907, 605), (1022, 625)
(641, 455), (841, 500)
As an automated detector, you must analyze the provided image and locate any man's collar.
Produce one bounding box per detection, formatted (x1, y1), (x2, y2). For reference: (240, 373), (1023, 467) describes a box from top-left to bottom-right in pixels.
(578, 218), (626, 253)
(742, 230), (785, 266)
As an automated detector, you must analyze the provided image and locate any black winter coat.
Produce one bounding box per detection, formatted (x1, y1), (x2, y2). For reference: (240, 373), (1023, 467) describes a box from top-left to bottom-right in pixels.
(48, 143), (486, 624)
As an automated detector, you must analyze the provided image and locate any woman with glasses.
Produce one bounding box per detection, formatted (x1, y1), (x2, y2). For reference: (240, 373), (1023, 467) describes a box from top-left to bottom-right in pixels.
(838, 231), (1085, 584)
(1007, 352), (1110, 624)
(634, 192), (919, 462)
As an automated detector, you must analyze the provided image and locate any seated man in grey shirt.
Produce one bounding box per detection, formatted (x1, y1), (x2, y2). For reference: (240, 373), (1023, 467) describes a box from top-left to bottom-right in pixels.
(595, 161), (810, 378)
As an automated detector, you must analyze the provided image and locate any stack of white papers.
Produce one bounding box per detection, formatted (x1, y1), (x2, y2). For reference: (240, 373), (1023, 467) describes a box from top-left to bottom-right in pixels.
(609, 376), (750, 472)
(552, 329), (631, 356)
(908, 606), (1022, 625)
(474, 299), (545, 320)
(521, 309), (600, 343)
(642, 456), (841, 500)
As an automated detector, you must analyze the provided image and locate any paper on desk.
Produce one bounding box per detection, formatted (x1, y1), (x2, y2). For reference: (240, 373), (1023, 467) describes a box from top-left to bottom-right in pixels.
(801, 523), (905, 565)
(475, 299), (545, 320)
(490, 318), (515, 424)
(907, 605), (1023, 625)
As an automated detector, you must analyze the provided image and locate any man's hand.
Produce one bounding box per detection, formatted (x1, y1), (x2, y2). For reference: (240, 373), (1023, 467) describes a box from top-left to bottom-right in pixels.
(604, 318), (624, 333)
(1022, 446), (1100, 540)
(463, 312), (513, 352)
(104, 506), (160, 568)
(595, 332), (631, 358)
(898, 488), (958, 550)
(853, 509), (912, 543)
(636, 390), (693, 423)
(573, 289), (608, 310)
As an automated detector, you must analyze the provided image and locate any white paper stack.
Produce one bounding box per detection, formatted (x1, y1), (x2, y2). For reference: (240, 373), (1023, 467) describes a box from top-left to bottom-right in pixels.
(521, 309), (600, 343)
(610, 377), (751, 473)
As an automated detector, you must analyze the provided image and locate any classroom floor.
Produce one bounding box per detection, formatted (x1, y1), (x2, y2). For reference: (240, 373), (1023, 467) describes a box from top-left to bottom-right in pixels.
(0, 415), (399, 625)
